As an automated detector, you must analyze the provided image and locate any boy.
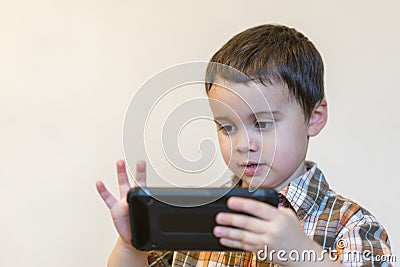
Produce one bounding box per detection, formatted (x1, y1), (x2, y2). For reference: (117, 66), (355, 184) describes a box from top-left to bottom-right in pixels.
(96, 24), (392, 266)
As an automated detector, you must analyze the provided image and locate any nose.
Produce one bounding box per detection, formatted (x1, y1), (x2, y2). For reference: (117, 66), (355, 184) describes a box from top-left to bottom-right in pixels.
(234, 129), (259, 153)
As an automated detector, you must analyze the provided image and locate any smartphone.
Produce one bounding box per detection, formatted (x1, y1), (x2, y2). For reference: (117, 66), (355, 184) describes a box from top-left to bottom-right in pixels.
(127, 187), (279, 251)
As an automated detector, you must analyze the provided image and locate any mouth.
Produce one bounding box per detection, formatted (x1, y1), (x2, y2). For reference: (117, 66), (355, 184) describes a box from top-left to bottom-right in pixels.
(239, 162), (266, 176)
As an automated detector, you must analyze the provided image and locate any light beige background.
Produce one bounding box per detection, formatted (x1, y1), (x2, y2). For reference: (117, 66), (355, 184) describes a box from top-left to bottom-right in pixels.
(1, 0), (399, 266)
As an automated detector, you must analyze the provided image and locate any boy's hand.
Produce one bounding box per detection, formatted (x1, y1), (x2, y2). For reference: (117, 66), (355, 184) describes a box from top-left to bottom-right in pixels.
(213, 197), (327, 266)
(96, 160), (146, 245)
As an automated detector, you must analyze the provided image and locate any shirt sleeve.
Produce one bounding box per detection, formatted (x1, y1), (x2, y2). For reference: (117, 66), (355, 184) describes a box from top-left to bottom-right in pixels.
(147, 250), (173, 267)
(335, 221), (393, 267)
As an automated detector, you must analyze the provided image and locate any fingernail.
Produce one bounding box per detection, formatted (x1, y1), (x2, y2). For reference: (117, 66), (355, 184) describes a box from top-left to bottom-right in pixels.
(214, 226), (222, 236)
(228, 197), (237, 207)
(216, 213), (225, 223)
(220, 238), (228, 245)
(137, 161), (145, 168)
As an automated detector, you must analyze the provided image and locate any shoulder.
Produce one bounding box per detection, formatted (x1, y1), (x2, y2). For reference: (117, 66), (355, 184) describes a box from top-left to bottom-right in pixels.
(313, 190), (391, 251)
(294, 162), (382, 230)
(320, 190), (376, 229)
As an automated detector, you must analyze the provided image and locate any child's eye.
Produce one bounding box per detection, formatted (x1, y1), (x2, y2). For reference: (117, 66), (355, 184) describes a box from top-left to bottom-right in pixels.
(255, 121), (273, 129)
(218, 124), (235, 134)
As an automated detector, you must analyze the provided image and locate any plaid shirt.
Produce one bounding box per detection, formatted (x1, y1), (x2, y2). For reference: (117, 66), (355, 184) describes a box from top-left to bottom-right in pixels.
(147, 162), (393, 267)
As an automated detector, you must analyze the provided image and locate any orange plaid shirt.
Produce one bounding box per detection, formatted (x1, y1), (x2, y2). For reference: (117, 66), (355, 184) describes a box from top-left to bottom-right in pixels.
(147, 162), (393, 267)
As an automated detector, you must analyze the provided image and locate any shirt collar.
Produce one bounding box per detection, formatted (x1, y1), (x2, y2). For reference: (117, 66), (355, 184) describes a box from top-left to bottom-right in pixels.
(226, 161), (330, 221)
(279, 161), (330, 221)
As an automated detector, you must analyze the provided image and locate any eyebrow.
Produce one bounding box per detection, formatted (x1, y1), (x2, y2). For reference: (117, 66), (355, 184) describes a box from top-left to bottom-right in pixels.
(253, 111), (281, 117)
(214, 111), (281, 122)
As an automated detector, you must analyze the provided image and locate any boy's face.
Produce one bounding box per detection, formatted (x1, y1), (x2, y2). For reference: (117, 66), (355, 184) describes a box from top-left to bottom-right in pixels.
(208, 80), (311, 191)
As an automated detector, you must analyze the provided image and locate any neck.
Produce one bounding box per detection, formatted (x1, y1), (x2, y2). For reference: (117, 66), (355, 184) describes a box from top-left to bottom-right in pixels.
(276, 161), (307, 192)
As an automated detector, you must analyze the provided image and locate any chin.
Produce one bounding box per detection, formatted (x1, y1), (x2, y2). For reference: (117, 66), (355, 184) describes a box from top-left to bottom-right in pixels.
(240, 175), (271, 189)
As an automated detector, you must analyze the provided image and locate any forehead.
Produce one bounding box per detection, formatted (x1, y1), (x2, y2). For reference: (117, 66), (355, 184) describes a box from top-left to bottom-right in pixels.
(208, 80), (289, 116)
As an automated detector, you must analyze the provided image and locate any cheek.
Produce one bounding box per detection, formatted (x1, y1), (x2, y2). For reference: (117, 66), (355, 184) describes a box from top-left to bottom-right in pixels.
(218, 135), (233, 165)
(273, 126), (308, 164)
(259, 134), (275, 161)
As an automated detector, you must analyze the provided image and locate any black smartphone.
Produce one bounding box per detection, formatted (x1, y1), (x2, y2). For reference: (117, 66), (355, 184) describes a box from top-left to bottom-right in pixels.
(127, 187), (279, 251)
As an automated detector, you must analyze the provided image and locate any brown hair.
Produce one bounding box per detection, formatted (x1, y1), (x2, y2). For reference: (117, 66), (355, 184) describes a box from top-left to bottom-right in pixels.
(205, 24), (324, 121)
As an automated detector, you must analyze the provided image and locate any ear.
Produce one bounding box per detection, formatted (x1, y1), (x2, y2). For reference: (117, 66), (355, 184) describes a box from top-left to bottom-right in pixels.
(307, 99), (328, 137)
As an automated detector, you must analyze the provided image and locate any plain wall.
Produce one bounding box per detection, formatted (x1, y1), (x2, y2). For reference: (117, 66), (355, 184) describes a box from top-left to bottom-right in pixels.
(1, 0), (399, 266)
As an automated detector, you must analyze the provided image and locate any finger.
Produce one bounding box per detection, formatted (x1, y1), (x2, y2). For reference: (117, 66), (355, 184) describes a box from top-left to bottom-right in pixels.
(134, 160), (147, 187)
(219, 237), (257, 252)
(96, 181), (117, 209)
(116, 160), (132, 199)
(215, 212), (269, 234)
(226, 197), (278, 220)
(213, 226), (263, 247)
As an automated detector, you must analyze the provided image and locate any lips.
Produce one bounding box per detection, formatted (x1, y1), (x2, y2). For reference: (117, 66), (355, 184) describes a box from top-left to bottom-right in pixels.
(240, 162), (266, 176)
